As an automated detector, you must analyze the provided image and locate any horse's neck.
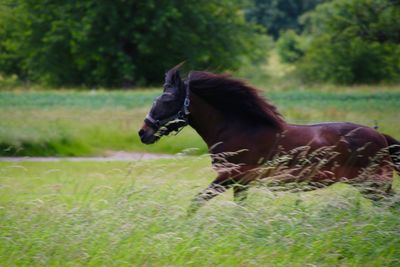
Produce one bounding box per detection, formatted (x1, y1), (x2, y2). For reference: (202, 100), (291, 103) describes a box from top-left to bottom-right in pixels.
(188, 91), (285, 153)
(188, 91), (225, 147)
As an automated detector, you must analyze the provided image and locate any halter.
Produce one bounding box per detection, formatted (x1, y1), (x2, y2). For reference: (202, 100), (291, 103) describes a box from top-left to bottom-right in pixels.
(144, 81), (190, 137)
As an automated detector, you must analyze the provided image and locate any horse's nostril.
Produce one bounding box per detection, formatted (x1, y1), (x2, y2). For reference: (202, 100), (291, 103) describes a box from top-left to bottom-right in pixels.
(138, 129), (145, 137)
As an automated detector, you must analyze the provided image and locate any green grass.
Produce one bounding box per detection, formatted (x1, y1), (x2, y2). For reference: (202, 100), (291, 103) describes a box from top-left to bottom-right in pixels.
(0, 158), (399, 266)
(0, 90), (205, 156)
(1, 87), (399, 156)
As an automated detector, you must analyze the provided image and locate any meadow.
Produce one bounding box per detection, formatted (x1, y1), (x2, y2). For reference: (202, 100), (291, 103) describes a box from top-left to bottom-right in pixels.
(1, 81), (400, 266)
(1, 158), (399, 266)
(1, 85), (400, 156)
(1, 1), (400, 265)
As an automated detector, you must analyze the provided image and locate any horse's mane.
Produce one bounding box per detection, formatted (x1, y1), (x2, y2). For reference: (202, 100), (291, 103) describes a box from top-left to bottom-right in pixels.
(188, 71), (285, 128)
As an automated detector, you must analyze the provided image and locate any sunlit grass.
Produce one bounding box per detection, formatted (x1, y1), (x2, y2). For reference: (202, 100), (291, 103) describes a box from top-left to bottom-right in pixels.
(0, 89), (207, 156)
(0, 158), (399, 266)
(1, 88), (399, 156)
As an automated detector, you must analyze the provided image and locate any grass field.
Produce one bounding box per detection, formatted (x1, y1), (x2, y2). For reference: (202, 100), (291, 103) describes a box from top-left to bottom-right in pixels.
(1, 86), (400, 156)
(0, 158), (399, 266)
(1, 80), (400, 265)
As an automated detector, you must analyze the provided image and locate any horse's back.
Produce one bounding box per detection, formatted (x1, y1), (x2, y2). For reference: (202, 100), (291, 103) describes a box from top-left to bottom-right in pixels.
(288, 122), (387, 149)
(283, 122), (392, 180)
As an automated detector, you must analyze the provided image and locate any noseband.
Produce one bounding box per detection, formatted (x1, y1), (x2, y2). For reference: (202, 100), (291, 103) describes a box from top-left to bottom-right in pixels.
(144, 81), (190, 137)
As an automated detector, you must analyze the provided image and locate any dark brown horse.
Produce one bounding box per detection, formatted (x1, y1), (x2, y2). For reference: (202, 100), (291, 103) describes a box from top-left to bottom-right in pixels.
(139, 65), (400, 213)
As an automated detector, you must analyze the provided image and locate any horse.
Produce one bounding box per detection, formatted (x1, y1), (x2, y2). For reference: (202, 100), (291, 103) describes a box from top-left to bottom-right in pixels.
(138, 64), (400, 213)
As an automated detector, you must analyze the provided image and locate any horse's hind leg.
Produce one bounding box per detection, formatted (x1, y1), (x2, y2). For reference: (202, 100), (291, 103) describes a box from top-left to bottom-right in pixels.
(356, 182), (400, 210)
(354, 181), (393, 203)
(351, 168), (394, 205)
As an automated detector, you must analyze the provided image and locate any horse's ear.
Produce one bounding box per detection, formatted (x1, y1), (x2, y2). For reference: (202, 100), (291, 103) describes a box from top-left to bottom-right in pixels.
(165, 62), (185, 89)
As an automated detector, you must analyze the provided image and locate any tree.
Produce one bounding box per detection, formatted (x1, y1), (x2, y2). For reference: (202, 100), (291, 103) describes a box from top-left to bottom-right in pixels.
(0, 1), (25, 79)
(297, 0), (400, 84)
(246, 0), (327, 39)
(0, 0), (268, 87)
(276, 30), (304, 63)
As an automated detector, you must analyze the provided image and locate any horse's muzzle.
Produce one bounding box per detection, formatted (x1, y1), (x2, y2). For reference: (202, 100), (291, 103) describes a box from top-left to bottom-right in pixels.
(138, 127), (159, 144)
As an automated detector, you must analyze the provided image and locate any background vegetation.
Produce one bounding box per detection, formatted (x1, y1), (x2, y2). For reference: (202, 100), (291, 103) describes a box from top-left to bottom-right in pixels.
(246, 0), (328, 39)
(1, 0), (399, 87)
(0, 0), (268, 87)
(293, 0), (400, 84)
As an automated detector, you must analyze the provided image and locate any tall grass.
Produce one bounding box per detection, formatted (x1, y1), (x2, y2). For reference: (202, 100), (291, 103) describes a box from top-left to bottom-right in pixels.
(1, 88), (399, 156)
(0, 158), (399, 266)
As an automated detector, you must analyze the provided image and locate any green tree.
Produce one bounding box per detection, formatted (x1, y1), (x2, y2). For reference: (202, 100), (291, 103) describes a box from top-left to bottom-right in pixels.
(0, 1), (25, 79)
(0, 0), (268, 87)
(246, 0), (327, 39)
(276, 30), (304, 63)
(297, 0), (400, 84)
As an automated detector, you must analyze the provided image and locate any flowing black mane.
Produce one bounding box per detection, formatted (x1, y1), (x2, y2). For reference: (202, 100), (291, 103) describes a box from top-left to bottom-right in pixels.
(187, 71), (285, 128)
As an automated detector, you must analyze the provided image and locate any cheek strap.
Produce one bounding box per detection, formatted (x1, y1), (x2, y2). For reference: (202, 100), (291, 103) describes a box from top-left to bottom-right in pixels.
(144, 81), (191, 137)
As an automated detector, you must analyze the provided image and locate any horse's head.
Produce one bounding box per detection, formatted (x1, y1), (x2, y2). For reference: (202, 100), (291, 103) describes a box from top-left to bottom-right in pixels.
(138, 63), (190, 144)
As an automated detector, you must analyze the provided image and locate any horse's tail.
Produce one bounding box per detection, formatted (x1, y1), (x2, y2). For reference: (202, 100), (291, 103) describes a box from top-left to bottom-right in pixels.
(383, 134), (400, 175)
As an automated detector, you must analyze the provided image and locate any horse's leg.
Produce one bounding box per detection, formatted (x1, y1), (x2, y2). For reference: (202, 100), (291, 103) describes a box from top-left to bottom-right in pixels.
(233, 184), (249, 204)
(187, 175), (233, 215)
(354, 181), (394, 203)
(351, 165), (394, 205)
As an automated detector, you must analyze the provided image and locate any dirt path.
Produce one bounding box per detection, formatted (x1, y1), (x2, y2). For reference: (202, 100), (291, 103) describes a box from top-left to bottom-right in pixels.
(0, 151), (175, 162)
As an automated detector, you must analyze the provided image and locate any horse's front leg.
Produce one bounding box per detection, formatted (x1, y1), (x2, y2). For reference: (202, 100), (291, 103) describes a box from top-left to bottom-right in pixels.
(233, 184), (249, 204)
(188, 175), (233, 215)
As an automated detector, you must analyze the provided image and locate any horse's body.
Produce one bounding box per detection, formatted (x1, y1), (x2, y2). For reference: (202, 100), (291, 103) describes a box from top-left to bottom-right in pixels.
(139, 66), (400, 212)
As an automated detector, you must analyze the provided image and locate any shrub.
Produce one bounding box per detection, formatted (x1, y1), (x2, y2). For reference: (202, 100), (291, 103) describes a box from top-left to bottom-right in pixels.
(276, 30), (305, 64)
(297, 0), (400, 84)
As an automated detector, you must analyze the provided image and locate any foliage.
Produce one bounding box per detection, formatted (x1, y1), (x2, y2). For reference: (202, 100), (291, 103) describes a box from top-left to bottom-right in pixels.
(0, 1), (25, 79)
(276, 30), (304, 63)
(0, 0), (268, 87)
(246, 0), (327, 39)
(296, 0), (400, 84)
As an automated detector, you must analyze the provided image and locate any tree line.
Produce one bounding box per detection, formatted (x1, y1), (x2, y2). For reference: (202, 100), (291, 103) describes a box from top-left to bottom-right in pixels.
(0, 0), (399, 87)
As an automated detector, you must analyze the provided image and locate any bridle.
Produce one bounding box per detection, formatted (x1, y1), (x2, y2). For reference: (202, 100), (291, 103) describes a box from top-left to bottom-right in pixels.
(144, 80), (191, 137)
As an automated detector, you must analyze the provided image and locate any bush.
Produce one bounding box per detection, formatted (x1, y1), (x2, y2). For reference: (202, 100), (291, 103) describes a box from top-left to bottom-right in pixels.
(245, 0), (327, 39)
(296, 0), (400, 84)
(299, 37), (400, 84)
(276, 30), (304, 64)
